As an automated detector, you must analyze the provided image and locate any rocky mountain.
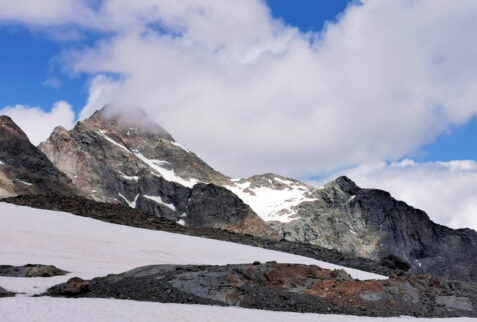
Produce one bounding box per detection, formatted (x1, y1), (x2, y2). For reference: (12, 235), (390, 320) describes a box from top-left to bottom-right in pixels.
(38, 107), (266, 235)
(0, 115), (76, 198)
(263, 176), (477, 282)
(3, 107), (477, 283)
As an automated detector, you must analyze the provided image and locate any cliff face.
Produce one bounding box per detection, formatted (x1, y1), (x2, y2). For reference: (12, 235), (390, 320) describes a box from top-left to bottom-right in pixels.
(0, 116), (76, 198)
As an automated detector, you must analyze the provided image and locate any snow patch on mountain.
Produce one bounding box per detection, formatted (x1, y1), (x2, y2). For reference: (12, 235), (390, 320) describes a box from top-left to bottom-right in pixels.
(16, 180), (33, 186)
(225, 176), (316, 223)
(97, 130), (131, 154)
(134, 152), (198, 188)
(143, 195), (176, 211)
(116, 170), (139, 181)
(118, 193), (139, 208)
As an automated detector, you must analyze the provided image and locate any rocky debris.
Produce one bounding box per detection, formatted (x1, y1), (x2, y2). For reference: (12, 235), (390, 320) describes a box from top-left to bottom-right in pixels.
(2, 195), (406, 277)
(264, 176), (477, 282)
(0, 264), (68, 277)
(45, 263), (477, 318)
(61, 277), (90, 296)
(0, 286), (14, 298)
(0, 115), (77, 198)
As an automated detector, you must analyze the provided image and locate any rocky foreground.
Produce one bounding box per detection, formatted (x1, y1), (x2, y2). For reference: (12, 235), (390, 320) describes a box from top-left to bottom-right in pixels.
(46, 262), (477, 318)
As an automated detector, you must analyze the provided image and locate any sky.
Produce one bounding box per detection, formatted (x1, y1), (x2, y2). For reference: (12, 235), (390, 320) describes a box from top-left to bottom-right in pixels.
(1, 0), (477, 230)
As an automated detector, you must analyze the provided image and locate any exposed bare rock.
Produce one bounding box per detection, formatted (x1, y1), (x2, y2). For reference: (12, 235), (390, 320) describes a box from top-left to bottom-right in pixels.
(0, 115), (77, 198)
(0, 286), (14, 298)
(62, 277), (90, 296)
(0, 264), (68, 277)
(45, 262), (477, 317)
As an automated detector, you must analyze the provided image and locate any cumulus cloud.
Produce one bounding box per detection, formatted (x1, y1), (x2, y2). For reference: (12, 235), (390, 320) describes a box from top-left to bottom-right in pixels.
(61, 0), (477, 178)
(0, 101), (75, 145)
(324, 160), (477, 231)
(3, 0), (477, 180)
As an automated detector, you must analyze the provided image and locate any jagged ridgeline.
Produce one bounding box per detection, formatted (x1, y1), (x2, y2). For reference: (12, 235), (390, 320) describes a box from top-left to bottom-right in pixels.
(1, 106), (477, 283)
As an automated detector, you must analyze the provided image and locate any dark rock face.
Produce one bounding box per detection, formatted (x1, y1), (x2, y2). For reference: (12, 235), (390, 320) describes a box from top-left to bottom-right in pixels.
(0, 116), (77, 198)
(0, 264), (68, 277)
(187, 183), (265, 231)
(45, 263), (477, 317)
(265, 176), (477, 282)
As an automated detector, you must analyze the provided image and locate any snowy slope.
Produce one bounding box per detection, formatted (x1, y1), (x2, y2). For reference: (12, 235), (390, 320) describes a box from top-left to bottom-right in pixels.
(0, 202), (384, 296)
(225, 175), (316, 223)
(1, 298), (475, 322)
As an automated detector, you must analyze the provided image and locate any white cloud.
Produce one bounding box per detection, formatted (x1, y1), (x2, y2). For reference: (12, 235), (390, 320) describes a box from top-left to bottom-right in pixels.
(0, 0), (96, 26)
(0, 101), (75, 145)
(63, 0), (477, 178)
(325, 160), (477, 231)
(43, 77), (62, 89)
(3, 0), (477, 180)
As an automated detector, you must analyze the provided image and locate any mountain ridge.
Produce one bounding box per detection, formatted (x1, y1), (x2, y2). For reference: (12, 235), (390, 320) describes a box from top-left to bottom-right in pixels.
(1, 108), (476, 283)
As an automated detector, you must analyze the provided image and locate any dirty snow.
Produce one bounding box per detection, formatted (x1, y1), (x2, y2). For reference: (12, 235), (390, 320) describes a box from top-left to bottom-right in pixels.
(0, 202), (384, 297)
(1, 297), (474, 322)
(143, 195), (176, 211)
(225, 178), (316, 223)
(134, 152), (198, 188)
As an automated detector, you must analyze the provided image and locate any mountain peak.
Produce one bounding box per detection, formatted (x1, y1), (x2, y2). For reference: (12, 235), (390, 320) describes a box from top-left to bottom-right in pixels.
(88, 105), (174, 141)
(325, 175), (360, 194)
(0, 115), (29, 141)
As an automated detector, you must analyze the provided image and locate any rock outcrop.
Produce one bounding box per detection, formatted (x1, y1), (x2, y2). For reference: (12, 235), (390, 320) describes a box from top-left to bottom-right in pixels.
(0, 116), (77, 198)
(46, 262), (477, 317)
(0, 264), (68, 277)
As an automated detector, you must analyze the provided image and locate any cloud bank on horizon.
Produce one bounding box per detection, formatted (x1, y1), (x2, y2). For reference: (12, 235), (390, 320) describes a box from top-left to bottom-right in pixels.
(1, 0), (477, 229)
